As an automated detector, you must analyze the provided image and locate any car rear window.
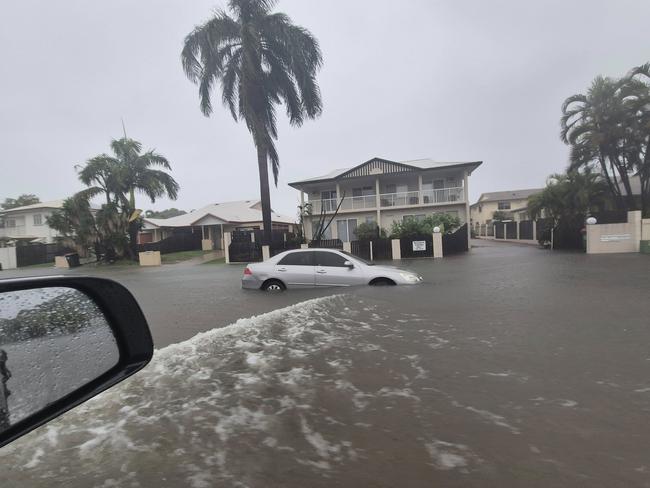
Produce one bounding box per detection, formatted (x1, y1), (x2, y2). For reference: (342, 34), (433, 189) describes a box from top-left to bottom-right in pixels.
(278, 251), (315, 266)
(314, 251), (347, 267)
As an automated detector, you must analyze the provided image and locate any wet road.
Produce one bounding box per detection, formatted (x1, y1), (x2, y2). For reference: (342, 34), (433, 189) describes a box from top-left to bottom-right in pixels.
(1, 240), (650, 487)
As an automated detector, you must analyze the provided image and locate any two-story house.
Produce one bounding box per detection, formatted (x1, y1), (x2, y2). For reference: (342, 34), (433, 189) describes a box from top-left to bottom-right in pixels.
(289, 157), (482, 243)
(0, 200), (65, 243)
(470, 188), (543, 230)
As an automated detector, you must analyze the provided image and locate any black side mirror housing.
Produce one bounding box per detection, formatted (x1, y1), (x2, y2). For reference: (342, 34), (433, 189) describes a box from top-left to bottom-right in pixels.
(0, 276), (153, 449)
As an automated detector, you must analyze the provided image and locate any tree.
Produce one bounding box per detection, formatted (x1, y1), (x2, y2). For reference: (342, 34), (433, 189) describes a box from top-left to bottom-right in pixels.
(76, 137), (179, 259)
(46, 195), (98, 255)
(1, 194), (40, 210)
(621, 63), (650, 216)
(560, 72), (639, 210)
(491, 210), (509, 222)
(182, 0), (323, 244)
(528, 169), (608, 247)
(145, 208), (187, 219)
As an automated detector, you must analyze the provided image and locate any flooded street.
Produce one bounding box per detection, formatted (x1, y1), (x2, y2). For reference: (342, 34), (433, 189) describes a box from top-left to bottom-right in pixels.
(1, 241), (650, 487)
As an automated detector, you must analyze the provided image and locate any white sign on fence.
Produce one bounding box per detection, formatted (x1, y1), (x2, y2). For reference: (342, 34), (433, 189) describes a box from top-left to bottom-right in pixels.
(412, 240), (426, 251)
(600, 234), (631, 242)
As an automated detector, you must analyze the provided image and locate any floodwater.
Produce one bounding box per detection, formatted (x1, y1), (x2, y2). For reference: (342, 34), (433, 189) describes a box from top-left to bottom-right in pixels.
(1, 241), (650, 487)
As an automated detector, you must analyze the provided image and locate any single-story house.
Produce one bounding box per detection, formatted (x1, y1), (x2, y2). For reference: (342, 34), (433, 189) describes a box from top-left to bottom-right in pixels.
(139, 199), (296, 250)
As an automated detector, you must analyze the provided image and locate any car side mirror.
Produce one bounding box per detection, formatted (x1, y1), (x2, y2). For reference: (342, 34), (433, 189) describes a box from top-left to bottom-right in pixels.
(343, 260), (354, 268)
(0, 276), (153, 449)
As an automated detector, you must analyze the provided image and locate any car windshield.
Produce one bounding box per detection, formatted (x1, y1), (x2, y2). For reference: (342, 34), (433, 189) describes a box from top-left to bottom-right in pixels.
(2, 1), (650, 487)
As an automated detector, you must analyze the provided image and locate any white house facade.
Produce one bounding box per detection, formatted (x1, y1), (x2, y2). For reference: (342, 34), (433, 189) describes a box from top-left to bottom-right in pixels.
(0, 200), (65, 244)
(289, 157), (482, 242)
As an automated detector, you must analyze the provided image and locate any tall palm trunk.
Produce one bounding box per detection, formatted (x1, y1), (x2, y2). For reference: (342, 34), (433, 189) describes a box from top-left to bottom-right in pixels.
(256, 144), (273, 245)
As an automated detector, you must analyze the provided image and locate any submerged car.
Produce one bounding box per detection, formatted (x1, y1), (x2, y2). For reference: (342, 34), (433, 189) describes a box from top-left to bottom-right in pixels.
(241, 248), (423, 291)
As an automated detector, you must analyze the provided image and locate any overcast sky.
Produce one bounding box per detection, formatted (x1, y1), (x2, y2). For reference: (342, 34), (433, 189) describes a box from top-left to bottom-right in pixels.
(1, 0), (649, 217)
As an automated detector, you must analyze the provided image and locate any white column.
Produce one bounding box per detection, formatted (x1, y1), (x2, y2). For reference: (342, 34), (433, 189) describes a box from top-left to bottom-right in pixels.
(463, 170), (470, 249)
(391, 239), (401, 260)
(432, 232), (443, 258)
(375, 177), (381, 225)
(224, 232), (231, 264)
(532, 220), (537, 242)
(516, 221), (520, 240)
(418, 174), (423, 204)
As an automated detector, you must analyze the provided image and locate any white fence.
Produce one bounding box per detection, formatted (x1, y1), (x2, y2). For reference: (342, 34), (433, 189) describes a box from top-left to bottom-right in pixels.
(0, 247), (17, 270)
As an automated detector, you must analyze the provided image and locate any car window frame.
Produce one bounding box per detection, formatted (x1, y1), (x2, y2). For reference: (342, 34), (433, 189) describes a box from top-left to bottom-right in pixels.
(277, 250), (315, 266)
(314, 250), (348, 268)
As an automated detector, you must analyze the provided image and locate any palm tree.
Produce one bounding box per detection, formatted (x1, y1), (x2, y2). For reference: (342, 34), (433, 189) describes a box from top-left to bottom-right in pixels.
(622, 63), (650, 215)
(76, 136), (179, 258)
(77, 137), (179, 210)
(181, 0), (323, 244)
(561, 76), (637, 210)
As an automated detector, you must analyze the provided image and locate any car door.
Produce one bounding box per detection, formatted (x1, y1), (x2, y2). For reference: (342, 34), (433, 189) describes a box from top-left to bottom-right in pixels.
(314, 251), (366, 287)
(275, 251), (315, 288)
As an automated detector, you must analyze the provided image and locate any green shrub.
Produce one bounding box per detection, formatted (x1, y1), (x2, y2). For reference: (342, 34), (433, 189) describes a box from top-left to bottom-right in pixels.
(390, 214), (461, 238)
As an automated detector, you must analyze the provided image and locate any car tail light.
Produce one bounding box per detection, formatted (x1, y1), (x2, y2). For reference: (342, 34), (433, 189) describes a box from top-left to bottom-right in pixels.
(243, 267), (253, 275)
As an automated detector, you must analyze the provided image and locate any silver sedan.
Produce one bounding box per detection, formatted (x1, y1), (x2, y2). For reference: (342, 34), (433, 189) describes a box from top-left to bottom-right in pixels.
(241, 248), (423, 291)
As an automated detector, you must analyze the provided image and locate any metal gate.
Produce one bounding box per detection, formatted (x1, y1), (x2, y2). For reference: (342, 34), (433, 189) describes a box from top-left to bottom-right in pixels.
(400, 234), (433, 258)
(350, 240), (370, 260)
(442, 224), (469, 254)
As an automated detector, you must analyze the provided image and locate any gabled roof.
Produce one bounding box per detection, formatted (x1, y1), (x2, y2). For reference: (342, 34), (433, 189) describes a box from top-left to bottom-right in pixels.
(144, 200), (295, 228)
(0, 199), (65, 214)
(473, 188), (543, 205)
(288, 157), (483, 188)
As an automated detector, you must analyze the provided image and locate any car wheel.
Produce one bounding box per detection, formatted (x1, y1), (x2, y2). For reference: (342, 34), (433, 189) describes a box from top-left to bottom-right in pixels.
(369, 278), (396, 286)
(262, 279), (285, 292)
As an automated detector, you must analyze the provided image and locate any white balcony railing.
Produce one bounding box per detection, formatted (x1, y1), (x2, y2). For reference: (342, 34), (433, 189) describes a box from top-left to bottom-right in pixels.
(308, 187), (464, 213)
(0, 225), (27, 237)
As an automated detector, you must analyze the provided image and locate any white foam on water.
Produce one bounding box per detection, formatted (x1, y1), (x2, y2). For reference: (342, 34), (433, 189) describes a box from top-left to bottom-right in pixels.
(425, 440), (475, 471)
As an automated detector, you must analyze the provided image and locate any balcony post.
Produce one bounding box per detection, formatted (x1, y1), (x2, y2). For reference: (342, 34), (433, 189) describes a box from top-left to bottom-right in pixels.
(464, 170), (470, 249)
(336, 183), (341, 208)
(375, 177), (381, 224)
(418, 174), (423, 204)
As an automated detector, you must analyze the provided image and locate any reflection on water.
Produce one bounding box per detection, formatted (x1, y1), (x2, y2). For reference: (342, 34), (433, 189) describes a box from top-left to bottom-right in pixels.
(0, 287), (119, 430)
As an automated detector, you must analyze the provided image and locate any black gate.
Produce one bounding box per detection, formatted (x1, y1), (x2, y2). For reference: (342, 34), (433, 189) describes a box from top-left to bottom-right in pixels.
(400, 234), (433, 258)
(309, 239), (343, 249)
(351, 240), (371, 260)
(519, 220), (534, 240)
(506, 221), (517, 239)
(138, 232), (202, 254)
(495, 223), (505, 239)
(229, 241), (262, 262)
(16, 243), (71, 267)
(442, 224), (468, 255)
(270, 240), (300, 257)
(372, 238), (393, 260)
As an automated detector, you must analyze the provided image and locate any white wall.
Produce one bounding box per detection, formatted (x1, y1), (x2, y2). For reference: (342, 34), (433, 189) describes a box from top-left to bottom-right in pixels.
(586, 211), (642, 254)
(0, 247), (17, 270)
(2, 209), (57, 242)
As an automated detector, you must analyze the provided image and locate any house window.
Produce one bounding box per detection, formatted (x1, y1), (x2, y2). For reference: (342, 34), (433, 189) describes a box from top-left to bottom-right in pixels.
(405, 214), (426, 222)
(336, 218), (357, 242)
(352, 186), (374, 197)
(321, 190), (337, 212)
(433, 179), (445, 190)
(365, 216), (376, 224)
(313, 220), (332, 240)
(5, 219), (16, 228)
(478, 205), (482, 213)
(33, 214), (42, 226)
(498, 201), (511, 210)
